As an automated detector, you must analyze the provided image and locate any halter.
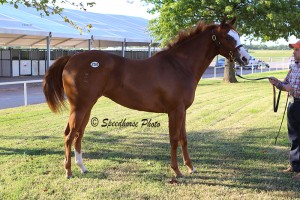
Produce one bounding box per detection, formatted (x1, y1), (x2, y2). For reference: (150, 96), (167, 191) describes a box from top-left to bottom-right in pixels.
(211, 30), (243, 62)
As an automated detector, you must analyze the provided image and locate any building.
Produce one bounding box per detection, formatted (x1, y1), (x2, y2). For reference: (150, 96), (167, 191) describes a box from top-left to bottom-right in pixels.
(0, 4), (156, 77)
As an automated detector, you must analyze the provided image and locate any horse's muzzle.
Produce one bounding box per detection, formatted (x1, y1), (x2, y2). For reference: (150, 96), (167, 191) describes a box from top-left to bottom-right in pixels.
(236, 47), (250, 66)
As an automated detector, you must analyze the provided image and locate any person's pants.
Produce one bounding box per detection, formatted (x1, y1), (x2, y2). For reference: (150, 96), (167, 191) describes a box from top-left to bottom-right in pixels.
(287, 98), (300, 172)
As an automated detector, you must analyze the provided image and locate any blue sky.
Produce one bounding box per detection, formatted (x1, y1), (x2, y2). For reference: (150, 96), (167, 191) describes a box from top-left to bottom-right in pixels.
(60, 0), (153, 19)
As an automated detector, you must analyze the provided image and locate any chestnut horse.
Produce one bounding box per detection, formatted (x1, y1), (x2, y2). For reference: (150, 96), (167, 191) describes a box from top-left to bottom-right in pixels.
(43, 18), (250, 178)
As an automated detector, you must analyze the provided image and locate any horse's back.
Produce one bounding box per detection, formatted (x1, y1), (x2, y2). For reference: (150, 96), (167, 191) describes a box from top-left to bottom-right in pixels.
(62, 50), (121, 105)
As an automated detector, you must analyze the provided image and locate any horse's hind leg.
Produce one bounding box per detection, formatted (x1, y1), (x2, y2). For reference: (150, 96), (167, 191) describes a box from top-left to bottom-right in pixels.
(64, 108), (87, 178)
(74, 109), (92, 174)
(179, 115), (196, 174)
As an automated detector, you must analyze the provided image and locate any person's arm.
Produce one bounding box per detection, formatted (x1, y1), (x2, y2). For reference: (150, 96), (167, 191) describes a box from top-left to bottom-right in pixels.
(269, 69), (293, 92)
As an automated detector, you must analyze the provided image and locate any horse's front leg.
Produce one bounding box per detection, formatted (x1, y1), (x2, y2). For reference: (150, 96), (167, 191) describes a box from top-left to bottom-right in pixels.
(168, 105), (185, 177)
(179, 114), (196, 174)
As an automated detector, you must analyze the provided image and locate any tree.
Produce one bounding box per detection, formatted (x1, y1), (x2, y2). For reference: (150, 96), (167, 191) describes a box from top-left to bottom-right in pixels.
(142, 0), (300, 82)
(0, 0), (95, 33)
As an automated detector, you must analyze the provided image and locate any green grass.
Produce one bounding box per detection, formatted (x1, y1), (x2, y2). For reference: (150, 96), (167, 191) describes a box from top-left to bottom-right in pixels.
(249, 50), (293, 63)
(1, 70), (300, 199)
(248, 50), (293, 58)
(215, 50), (293, 63)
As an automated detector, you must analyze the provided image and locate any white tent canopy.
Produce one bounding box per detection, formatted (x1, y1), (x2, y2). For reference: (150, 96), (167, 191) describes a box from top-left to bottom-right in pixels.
(0, 4), (154, 48)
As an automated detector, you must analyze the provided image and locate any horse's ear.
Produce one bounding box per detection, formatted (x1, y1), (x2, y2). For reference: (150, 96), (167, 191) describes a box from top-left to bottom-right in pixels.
(229, 17), (236, 26)
(220, 16), (227, 27)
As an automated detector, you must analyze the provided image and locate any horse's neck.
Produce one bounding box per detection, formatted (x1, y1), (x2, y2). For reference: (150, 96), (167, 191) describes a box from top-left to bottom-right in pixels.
(170, 31), (218, 82)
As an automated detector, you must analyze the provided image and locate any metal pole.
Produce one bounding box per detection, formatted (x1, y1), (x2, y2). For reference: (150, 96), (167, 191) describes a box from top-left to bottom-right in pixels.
(24, 82), (27, 106)
(88, 39), (91, 50)
(88, 36), (93, 50)
(214, 66), (216, 79)
(148, 40), (152, 58)
(122, 39), (126, 57)
(240, 66), (243, 76)
(46, 32), (51, 70)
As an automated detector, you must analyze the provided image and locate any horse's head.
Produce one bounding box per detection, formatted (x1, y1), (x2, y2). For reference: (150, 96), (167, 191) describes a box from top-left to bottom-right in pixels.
(213, 17), (250, 66)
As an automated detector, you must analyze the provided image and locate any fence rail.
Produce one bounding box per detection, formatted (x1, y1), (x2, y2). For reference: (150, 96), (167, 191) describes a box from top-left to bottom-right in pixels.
(0, 80), (43, 106)
(0, 62), (291, 108)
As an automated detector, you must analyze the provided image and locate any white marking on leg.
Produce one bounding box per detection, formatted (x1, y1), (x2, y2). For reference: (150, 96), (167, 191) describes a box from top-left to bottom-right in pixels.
(75, 149), (88, 174)
(190, 166), (196, 174)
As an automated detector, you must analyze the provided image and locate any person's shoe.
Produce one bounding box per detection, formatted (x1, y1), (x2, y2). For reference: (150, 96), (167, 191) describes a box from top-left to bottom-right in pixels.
(293, 173), (300, 180)
(282, 166), (295, 173)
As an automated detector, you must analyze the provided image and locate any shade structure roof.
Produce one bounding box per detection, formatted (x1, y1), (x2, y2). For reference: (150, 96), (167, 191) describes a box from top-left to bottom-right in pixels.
(0, 4), (154, 48)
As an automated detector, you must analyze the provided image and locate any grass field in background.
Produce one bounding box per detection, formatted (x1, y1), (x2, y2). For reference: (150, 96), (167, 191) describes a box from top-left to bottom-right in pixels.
(1, 70), (300, 199)
(215, 49), (293, 63)
(248, 50), (293, 58)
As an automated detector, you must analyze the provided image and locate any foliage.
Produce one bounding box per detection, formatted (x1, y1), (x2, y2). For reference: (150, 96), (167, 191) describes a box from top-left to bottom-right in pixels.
(0, 0), (95, 33)
(142, 0), (300, 47)
(2, 70), (300, 199)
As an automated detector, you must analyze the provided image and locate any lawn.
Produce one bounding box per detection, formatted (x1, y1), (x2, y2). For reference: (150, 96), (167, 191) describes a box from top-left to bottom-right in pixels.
(215, 49), (293, 63)
(248, 50), (293, 58)
(249, 50), (293, 63)
(1, 70), (300, 199)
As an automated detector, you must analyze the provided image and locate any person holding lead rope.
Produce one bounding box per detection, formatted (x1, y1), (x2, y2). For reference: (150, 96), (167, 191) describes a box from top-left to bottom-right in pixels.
(269, 40), (300, 180)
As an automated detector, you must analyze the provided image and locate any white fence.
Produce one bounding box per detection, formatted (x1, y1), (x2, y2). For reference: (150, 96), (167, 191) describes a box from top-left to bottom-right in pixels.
(212, 56), (291, 78)
(0, 80), (43, 106)
(0, 57), (292, 108)
(213, 64), (290, 79)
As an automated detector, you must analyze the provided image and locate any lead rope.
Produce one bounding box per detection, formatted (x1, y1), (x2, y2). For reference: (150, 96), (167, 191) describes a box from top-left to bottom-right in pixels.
(234, 68), (287, 144)
(211, 32), (287, 143)
(234, 71), (282, 112)
(274, 94), (288, 144)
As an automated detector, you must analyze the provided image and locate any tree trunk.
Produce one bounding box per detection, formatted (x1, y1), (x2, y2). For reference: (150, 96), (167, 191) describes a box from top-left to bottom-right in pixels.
(223, 58), (238, 83)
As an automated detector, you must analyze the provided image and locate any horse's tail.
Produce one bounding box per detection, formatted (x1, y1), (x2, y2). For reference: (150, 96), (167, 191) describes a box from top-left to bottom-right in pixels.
(43, 55), (71, 113)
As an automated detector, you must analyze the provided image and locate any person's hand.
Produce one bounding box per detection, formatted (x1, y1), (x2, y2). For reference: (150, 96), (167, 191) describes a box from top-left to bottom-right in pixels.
(268, 77), (278, 86)
(284, 84), (294, 92)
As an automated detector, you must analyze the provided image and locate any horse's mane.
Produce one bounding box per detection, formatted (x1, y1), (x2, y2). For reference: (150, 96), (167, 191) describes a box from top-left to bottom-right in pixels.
(166, 21), (217, 49)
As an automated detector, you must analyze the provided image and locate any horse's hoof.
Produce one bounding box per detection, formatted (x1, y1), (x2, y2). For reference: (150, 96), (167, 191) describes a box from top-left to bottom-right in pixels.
(176, 173), (184, 178)
(189, 166), (196, 174)
(82, 170), (88, 174)
(66, 175), (73, 179)
(169, 178), (178, 184)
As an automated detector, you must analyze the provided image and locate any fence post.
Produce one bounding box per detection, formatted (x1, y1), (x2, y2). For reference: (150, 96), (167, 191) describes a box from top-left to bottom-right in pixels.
(214, 66), (216, 78)
(46, 32), (51, 70)
(122, 38), (126, 57)
(24, 82), (27, 106)
(148, 41), (152, 58)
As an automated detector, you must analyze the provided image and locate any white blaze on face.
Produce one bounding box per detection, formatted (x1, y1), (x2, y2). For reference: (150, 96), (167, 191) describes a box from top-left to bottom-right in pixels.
(228, 29), (250, 65)
(228, 30), (242, 48)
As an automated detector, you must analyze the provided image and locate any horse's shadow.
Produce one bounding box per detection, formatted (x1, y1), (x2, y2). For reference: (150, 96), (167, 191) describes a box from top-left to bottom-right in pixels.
(81, 128), (300, 195)
(183, 128), (300, 194)
(1, 127), (299, 195)
(0, 135), (63, 156)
